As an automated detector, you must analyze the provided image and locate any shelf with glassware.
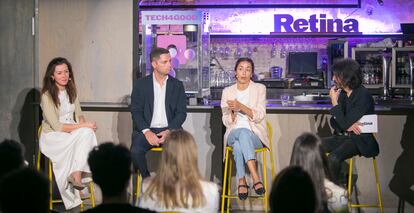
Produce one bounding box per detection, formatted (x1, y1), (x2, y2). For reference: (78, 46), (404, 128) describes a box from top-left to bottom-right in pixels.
(352, 47), (390, 91)
(209, 36), (337, 90)
(391, 47), (414, 89)
(209, 35), (402, 91)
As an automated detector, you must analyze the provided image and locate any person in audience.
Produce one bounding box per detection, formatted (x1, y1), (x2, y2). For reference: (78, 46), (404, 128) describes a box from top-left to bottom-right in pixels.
(130, 47), (187, 179)
(291, 132), (348, 212)
(85, 143), (154, 213)
(138, 129), (219, 212)
(220, 57), (269, 200)
(0, 168), (49, 213)
(0, 139), (25, 178)
(269, 166), (317, 213)
(39, 57), (98, 210)
(321, 58), (379, 184)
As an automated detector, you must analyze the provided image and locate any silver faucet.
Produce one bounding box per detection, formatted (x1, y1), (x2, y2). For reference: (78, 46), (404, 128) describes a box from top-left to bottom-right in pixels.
(408, 53), (414, 100)
(381, 51), (391, 100)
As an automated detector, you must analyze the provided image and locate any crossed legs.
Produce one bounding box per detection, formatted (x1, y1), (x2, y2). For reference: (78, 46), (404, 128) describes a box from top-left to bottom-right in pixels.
(228, 128), (264, 198)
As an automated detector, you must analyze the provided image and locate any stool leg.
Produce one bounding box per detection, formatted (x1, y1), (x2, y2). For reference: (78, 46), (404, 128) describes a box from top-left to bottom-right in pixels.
(136, 173), (142, 203)
(48, 160), (53, 210)
(347, 158), (353, 211)
(263, 151), (268, 213)
(373, 158), (384, 213)
(89, 182), (95, 207)
(221, 148), (230, 213)
(269, 148), (275, 178)
(227, 157), (233, 213)
(37, 149), (41, 171)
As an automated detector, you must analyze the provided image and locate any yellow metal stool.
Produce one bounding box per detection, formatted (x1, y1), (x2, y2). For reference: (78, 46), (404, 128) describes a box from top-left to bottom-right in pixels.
(221, 121), (275, 213)
(135, 147), (163, 202)
(347, 134), (384, 213)
(36, 126), (95, 211)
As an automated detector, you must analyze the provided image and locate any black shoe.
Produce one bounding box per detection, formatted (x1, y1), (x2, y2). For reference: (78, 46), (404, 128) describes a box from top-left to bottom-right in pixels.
(238, 184), (249, 200)
(253, 181), (265, 195)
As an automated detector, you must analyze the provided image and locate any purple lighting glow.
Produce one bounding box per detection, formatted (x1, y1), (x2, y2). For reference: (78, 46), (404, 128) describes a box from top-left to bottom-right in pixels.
(208, 1), (414, 34)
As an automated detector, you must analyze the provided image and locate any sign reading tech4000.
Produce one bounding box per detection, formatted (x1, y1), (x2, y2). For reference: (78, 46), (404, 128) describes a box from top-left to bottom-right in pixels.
(274, 14), (360, 33)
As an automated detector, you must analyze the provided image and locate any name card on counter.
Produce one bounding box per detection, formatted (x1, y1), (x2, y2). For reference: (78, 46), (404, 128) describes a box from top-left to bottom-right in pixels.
(358, 114), (378, 133)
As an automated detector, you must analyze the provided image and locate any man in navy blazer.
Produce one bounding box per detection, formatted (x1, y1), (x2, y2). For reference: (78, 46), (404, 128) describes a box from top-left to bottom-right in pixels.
(130, 48), (187, 178)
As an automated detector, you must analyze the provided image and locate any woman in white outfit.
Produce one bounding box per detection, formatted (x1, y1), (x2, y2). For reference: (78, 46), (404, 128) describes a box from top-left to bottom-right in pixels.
(138, 129), (219, 212)
(39, 57), (98, 210)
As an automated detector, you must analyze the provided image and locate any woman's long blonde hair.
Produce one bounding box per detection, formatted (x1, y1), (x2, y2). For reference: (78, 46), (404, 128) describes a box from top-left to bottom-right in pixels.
(144, 129), (205, 209)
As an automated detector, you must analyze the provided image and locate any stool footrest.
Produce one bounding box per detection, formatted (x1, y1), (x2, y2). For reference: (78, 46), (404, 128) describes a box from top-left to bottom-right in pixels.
(223, 195), (265, 199)
(350, 204), (381, 208)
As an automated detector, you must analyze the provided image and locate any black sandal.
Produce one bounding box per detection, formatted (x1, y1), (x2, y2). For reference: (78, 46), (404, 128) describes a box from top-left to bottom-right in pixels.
(253, 181), (265, 195)
(238, 184), (249, 200)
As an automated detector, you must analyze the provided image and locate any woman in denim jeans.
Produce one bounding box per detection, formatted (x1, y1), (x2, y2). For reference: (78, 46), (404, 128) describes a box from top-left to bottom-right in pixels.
(221, 57), (269, 200)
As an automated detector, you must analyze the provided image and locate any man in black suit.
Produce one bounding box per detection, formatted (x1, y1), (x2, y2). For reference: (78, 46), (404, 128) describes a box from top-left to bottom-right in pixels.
(322, 58), (379, 184)
(130, 47), (187, 179)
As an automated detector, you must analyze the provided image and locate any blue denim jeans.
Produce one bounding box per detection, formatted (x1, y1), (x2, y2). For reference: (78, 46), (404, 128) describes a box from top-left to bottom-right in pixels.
(227, 128), (263, 180)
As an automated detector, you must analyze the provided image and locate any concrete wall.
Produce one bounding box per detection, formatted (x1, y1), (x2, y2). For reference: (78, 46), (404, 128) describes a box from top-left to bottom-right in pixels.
(38, 0), (133, 103)
(0, 0), (37, 164)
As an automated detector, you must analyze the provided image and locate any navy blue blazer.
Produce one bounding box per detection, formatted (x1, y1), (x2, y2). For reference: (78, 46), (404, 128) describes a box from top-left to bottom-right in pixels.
(130, 74), (187, 132)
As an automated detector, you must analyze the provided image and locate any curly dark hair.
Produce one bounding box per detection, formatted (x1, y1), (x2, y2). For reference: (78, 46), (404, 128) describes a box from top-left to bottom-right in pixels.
(332, 58), (362, 89)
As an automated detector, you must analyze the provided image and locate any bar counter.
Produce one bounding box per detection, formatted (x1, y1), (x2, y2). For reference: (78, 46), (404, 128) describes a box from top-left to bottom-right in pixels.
(80, 99), (413, 211)
(80, 99), (414, 114)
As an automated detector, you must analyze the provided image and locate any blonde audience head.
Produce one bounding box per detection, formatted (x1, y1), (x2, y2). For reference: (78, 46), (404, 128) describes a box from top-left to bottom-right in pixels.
(144, 129), (205, 209)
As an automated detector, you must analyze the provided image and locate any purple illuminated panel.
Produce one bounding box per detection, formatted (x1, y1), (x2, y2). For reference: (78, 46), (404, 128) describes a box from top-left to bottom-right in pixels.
(209, 0), (414, 34)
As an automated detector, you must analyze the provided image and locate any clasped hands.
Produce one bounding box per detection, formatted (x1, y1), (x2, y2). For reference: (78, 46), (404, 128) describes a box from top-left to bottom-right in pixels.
(80, 120), (97, 131)
(347, 122), (362, 135)
(144, 129), (170, 146)
(227, 99), (241, 113)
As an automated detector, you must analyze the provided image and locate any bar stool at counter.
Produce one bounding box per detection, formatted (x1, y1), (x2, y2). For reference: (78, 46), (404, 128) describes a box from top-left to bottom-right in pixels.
(221, 121), (275, 213)
(135, 147), (163, 202)
(36, 126), (96, 211)
(347, 133), (384, 213)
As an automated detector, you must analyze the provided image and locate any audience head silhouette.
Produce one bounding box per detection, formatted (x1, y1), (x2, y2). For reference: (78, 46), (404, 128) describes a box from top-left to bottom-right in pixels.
(88, 143), (132, 198)
(0, 168), (49, 213)
(144, 129), (205, 209)
(269, 166), (317, 213)
(0, 139), (25, 178)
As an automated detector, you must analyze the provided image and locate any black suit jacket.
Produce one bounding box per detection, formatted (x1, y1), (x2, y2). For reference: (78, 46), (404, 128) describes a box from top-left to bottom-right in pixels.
(330, 85), (379, 157)
(130, 74), (187, 132)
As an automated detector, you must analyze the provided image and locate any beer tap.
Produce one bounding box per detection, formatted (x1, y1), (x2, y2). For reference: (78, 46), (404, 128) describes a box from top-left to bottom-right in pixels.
(408, 53), (414, 100)
(381, 50), (391, 100)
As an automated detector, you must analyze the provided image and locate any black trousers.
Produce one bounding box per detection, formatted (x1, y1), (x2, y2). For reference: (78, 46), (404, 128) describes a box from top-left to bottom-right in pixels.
(322, 135), (361, 183)
(131, 127), (167, 179)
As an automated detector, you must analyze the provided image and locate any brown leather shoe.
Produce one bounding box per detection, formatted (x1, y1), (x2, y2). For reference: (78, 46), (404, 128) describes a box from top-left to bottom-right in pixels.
(67, 175), (86, 190)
